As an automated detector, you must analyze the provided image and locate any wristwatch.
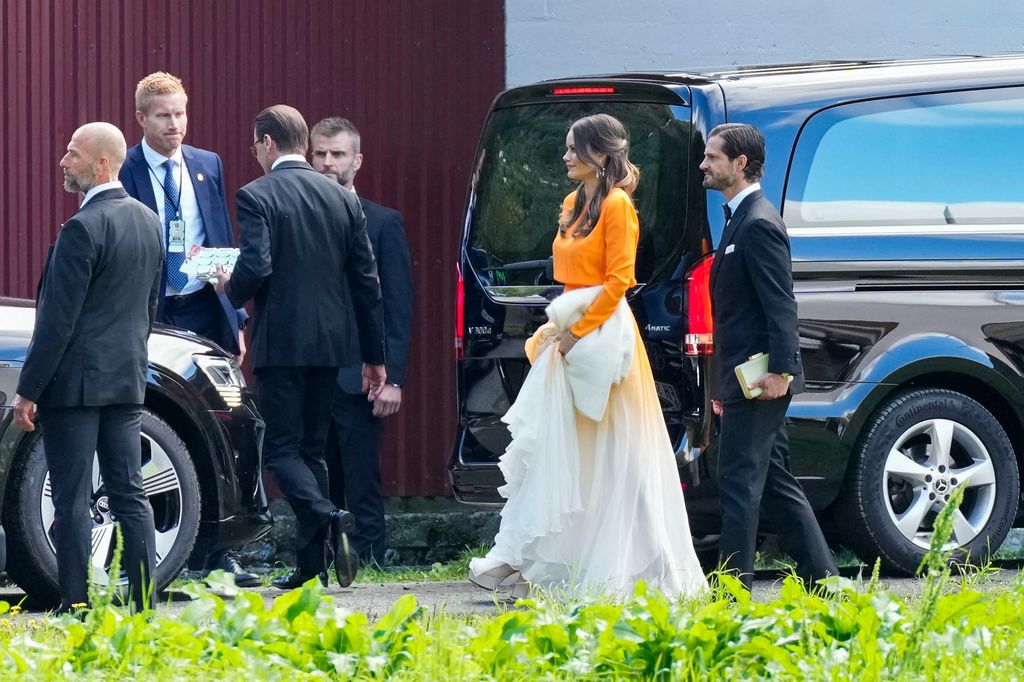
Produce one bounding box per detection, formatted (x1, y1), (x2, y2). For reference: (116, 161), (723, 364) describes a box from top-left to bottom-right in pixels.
(389, 382), (402, 388)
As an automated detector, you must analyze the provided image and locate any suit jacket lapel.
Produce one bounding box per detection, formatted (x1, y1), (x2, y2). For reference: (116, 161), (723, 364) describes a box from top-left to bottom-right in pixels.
(709, 189), (763, 298)
(128, 148), (158, 213)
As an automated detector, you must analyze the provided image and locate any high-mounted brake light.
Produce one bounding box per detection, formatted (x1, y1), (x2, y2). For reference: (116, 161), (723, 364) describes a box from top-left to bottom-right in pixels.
(684, 254), (715, 356)
(552, 86), (617, 96)
(455, 263), (465, 359)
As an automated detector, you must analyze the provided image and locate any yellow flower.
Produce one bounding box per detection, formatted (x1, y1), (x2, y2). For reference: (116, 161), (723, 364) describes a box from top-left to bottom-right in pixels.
(9, 606), (21, 615)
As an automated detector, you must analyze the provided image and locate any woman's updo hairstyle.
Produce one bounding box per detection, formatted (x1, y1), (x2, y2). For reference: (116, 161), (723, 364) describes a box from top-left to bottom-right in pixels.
(559, 113), (640, 238)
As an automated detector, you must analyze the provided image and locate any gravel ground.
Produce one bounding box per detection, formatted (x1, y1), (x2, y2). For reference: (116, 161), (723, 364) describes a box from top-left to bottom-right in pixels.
(4, 566), (1018, 618)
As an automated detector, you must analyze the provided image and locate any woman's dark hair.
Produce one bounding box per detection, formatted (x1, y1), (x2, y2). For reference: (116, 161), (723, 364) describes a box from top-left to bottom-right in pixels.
(560, 113), (640, 238)
(707, 123), (765, 181)
(254, 104), (309, 155)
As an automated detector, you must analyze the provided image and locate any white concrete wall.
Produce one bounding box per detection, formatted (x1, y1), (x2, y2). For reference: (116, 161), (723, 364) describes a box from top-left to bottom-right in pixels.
(506, 0), (1024, 86)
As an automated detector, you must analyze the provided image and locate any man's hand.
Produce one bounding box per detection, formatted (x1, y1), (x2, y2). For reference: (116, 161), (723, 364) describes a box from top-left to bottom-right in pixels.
(557, 333), (578, 356)
(750, 372), (791, 400)
(13, 394), (37, 432)
(373, 384), (402, 418)
(212, 265), (231, 294)
(362, 363), (387, 401)
(712, 399), (724, 416)
(235, 329), (247, 366)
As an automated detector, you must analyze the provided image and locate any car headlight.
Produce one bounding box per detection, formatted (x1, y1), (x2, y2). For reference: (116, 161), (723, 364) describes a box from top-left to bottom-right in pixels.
(193, 355), (246, 408)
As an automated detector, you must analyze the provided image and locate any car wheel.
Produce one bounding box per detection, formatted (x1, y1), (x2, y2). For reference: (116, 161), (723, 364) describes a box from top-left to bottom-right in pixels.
(4, 409), (201, 607)
(835, 388), (1018, 576)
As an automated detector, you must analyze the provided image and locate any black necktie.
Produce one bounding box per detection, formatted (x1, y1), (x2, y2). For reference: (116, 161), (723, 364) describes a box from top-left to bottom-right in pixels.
(723, 203), (732, 223)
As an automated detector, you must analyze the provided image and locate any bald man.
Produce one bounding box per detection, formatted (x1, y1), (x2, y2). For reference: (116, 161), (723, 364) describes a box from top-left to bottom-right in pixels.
(13, 122), (164, 613)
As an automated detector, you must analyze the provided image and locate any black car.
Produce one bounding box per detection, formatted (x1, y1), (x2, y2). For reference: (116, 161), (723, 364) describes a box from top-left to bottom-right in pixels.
(0, 297), (271, 606)
(451, 55), (1024, 574)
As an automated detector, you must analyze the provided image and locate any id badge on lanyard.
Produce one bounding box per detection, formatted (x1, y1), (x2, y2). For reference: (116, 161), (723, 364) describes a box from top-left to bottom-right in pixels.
(168, 218), (186, 253)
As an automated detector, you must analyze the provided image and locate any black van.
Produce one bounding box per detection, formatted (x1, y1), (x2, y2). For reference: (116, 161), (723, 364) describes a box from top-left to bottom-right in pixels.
(451, 55), (1024, 574)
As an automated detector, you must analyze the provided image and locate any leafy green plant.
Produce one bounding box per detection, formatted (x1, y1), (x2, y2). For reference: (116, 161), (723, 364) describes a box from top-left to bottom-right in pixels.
(0, 521), (1023, 680)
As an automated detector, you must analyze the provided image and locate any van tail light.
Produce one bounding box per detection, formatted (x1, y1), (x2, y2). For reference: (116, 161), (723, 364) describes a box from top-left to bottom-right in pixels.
(684, 254), (714, 356)
(455, 263), (465, 359)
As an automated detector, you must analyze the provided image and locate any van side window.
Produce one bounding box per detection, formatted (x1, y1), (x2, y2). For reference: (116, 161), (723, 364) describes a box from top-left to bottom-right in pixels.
(784, 89), (1024, 229)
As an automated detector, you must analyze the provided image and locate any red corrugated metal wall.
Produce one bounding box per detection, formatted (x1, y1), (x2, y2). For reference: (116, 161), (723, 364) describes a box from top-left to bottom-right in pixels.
(0, 0), (505, 496)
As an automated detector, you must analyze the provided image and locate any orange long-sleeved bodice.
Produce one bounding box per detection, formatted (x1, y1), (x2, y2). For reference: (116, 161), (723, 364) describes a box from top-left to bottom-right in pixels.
(552, 187), (639, 337)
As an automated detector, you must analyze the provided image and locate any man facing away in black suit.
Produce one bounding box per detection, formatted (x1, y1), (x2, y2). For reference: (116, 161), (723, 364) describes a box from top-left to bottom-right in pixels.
(700, 123), (838, 590)
(13, 122), (163, 613)
(214, 105), (387, 589)
(119, 71), (259, 587)
(309, 117), (413, 566)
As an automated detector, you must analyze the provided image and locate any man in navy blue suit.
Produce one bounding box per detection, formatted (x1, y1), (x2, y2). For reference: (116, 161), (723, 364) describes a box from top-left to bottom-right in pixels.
(310, 117), (413, 567)
(119, 71), (259, 587)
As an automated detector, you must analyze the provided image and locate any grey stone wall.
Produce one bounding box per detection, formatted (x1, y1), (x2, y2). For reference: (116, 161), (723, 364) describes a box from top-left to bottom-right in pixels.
(507, 0), (1024, 86)
(240, 498), (500, 568)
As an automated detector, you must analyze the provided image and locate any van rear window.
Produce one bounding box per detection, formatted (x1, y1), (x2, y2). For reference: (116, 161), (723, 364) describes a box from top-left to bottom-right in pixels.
(466, 102), (694, 288)
(786, 88), (1024, 230)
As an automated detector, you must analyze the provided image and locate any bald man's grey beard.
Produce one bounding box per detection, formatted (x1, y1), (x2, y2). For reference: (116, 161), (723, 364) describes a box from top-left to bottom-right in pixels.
(63, 168), (96, 194)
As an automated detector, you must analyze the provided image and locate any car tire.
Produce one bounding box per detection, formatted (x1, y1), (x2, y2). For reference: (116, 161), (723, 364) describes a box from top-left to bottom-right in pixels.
(835, 388), (1018, 576)
(4, 409), (201, 608)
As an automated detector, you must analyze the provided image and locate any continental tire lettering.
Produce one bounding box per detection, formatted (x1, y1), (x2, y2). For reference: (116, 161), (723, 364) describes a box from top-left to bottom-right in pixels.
(894, 399), (951, 427)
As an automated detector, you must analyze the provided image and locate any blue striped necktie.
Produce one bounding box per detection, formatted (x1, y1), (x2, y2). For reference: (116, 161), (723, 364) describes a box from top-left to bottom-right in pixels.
(162, 159), (188, 292)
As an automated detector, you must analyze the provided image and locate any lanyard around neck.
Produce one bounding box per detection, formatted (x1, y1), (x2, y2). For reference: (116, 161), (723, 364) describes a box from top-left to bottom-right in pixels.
(148, 160), (185, 219)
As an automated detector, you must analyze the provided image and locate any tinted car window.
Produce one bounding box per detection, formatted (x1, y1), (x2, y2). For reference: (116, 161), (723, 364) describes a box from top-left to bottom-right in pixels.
(785, 88), (1024, 228)
(467, 102), (693, 288)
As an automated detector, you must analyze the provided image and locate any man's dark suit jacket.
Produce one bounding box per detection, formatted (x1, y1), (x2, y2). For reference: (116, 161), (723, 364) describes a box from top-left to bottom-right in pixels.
(225, 160), (385, 369)
(709, 189), (804, 403)
(17, 187), (163, 406)
(119, 143), (247, 348)
(337, 197), (412, 394)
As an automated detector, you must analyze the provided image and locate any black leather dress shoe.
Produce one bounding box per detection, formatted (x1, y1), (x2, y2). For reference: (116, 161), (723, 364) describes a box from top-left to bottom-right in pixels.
(207, 550), (262, 587)
(328, 509), (359, 588)
(272, 569), (329, 590)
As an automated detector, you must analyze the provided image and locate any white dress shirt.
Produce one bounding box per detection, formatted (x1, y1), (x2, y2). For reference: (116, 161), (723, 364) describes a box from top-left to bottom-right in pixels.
(142, 139), (208, 295)
(727, 182), (762, 218)
(271, 153), (307, 170)
(80, 180), (123, 208)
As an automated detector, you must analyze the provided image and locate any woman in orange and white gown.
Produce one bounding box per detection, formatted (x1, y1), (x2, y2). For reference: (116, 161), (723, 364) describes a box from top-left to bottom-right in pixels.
(469, 114), (707, 599)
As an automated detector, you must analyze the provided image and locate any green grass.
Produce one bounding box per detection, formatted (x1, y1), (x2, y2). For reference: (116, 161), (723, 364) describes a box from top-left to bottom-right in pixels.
(253, 545), (487, 587)
(0, 560), (1023, 681)
(7, 496), (1024, 679)
(354, 546), (485, 584)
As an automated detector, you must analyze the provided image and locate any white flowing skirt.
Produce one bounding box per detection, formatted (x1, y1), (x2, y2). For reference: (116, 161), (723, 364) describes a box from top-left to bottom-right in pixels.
(474, 316), (708, 599)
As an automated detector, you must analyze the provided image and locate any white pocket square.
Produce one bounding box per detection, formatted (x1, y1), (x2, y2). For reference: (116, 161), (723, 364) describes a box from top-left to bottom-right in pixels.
(724, 244), (736, 254)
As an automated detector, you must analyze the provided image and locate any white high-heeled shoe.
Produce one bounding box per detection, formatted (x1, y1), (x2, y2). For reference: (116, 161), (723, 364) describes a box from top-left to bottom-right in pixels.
(468, 558), (518, 591)
(509, 577), (530, 600)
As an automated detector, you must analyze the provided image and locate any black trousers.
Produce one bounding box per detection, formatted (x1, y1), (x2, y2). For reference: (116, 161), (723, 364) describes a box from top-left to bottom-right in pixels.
(159, 284), (238, 354)
(38, 404), (156, 612)
(256, 366), (338, 573)
(716, 395), (838, 589)
(326, 391), (385, 563)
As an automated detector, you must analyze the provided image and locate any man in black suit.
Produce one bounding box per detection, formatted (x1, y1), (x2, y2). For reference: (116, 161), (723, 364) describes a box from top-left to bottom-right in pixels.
(214, 105), (386, 589)
(701, 123), (837, 590)
(13, 122), (163, 612)
(119, 71), (259, 586)
(310, 117), (413, 566)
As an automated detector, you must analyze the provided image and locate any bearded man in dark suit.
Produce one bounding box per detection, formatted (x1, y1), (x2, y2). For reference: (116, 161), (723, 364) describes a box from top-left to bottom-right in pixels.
(309, 117), (413, 567)
(215, 105), (386, 589)
(14, 122), (163, 613)
(700, 123), (838, 590)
